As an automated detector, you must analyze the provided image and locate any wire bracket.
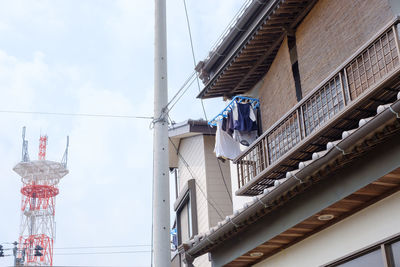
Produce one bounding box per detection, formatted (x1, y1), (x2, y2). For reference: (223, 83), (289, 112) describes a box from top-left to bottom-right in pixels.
(389, 106), (400, 118)
(333, 144), (348, 155)
(206, 236), (215, 245)
(229, 217), (239, 228)
(258, 198), (269, 208)
(149, 107), (169, 129)
(293, 174), (303, 183)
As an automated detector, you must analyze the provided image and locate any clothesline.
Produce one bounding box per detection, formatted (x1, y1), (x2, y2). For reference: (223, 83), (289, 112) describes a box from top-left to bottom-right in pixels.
(208, 96), (259, 126)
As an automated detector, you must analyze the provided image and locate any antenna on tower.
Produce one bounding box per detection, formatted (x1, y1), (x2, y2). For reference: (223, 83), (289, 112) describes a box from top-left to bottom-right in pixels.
(61, 136), (69, 168)
(38, 135), (48, 160)
(21, 127), (30, 162)
(13, 131), (69, 266)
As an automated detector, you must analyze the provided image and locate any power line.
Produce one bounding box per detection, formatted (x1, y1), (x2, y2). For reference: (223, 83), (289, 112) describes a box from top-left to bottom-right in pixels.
(206, 0), (253, 59)
(54, 245), (151, 250)
(55, 250), (151, 255)
(168, 137), (225, 220)
(0, 110), (153, 119)
(182, 0), (233, 204)
(162, 0), (255, 115)
(166, 71), (196, 109)
(168, 75), (197, 112)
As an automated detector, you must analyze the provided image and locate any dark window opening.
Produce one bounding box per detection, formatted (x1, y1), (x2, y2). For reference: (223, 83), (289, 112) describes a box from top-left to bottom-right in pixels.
(292, 62), (302, 101)
(288, 33), (303, 101)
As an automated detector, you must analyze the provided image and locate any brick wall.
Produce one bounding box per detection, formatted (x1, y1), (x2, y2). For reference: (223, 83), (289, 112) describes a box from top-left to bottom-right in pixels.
(258, 37), (297, 131)
(296, 0), (394, 96)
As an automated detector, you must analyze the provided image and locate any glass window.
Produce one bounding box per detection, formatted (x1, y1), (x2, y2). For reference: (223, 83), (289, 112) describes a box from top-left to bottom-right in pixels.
(336, 249), (384, 267)
(392, 240), (400, 266)
(179, 204), (189, 244)
(187, 199), (192, 238)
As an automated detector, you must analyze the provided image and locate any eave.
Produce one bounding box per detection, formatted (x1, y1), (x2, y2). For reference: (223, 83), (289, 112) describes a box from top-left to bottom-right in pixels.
(197, 0), (318, 99)
(168, 119), (215, 168)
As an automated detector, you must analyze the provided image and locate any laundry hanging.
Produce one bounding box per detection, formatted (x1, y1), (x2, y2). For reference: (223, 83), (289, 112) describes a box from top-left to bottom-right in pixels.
(208, 96), (260, 127)
(232, 102), (259, 146)
(214, 119), (241, 160)
(210, 96), (261, 159)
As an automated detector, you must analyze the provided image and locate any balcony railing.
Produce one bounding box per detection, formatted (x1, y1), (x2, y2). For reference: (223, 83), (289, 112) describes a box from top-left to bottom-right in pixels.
(235, 19), (400, 196)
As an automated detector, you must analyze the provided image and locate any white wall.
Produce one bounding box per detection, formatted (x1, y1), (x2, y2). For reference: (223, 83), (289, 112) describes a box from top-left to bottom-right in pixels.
(204, 135), (233, 227)
(178, 135), (209, 234)
(177, 135), (211, 267)
(230, 161), (253, 211)
(255, 191), (400, 267)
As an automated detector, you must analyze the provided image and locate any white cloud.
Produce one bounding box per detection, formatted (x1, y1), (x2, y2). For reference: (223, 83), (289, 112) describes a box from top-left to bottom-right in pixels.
(0, 1), (245, 266)
(0, 0), (65, 32)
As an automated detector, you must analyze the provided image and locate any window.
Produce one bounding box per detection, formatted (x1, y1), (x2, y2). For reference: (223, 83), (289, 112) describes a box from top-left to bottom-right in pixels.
(391, 240), (400, 266)
(336, 249), (383, 267)
(323, 234), (400, 267)
(178, 198), (191, 243)
(174, 179), (197, 245)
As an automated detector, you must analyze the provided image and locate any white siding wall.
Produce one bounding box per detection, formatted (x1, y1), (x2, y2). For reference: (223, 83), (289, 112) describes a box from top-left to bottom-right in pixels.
(255, 191), (400, 267)
(178, 135), (209, 235)
(230, 161), (252, 211)
(177, 134), (234, 267)
(177, 135), (210, 267)
(203, 135), (233, 228)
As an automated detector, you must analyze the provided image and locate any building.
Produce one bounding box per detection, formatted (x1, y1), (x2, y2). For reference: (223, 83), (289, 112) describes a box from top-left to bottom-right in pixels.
(178, 0), (400, 266)
(168, 120), (232, 266)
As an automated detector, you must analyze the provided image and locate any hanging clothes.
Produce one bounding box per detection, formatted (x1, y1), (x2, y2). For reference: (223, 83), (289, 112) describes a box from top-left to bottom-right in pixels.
(233, 130), (258, 147)
(233, 102), (258, 132)
(226, 110), (234, 137)
(255, 106), (263, 136)
(232, 102), (259, 146)
(214, 119), (241, 160)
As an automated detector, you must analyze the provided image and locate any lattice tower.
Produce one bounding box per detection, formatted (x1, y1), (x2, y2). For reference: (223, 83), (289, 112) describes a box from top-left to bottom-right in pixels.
(13, 127), (69, 266)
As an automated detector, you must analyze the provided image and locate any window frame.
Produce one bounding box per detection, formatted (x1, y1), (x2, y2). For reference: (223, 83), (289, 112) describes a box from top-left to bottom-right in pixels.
(321, 233), (400, 267)
(174, 179), (198, 245)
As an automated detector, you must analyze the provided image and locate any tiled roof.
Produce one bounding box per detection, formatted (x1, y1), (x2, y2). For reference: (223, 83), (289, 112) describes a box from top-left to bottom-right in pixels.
(181, 92), (400, 259)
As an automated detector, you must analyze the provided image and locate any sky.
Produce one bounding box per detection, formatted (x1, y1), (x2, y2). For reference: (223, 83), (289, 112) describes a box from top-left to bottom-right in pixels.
(0, 0), (245, 266)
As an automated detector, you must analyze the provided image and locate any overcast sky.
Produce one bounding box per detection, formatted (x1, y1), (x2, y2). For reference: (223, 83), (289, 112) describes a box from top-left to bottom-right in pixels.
(0, 0), (244, 266)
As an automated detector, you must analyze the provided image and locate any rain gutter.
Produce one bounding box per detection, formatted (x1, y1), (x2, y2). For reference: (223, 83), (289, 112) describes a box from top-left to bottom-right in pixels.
(201, 0), (271, 74)
(184, 96), (400, 259)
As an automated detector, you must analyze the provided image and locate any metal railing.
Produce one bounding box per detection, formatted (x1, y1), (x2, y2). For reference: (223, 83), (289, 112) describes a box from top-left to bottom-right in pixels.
(236, 20), (400, 190)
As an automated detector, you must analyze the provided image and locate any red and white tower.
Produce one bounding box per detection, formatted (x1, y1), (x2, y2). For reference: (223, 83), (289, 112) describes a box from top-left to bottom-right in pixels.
(13, 127), (69, 266)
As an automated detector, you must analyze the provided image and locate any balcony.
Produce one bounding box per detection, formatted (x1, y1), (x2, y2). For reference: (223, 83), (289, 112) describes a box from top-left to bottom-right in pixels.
(235, 19), (400, 196)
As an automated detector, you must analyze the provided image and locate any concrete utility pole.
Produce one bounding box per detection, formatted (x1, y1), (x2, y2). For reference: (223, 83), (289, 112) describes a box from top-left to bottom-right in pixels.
(153, 0), (170, 266)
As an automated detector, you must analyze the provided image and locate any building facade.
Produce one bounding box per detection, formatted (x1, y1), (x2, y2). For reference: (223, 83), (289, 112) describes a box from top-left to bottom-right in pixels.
(179, 0), (400, 266)
(169, 120), (233, 267)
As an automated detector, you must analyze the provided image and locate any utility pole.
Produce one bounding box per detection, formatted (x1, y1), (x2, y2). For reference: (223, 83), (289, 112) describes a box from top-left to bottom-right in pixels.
(153, 0), (170, 266)
(12, 242), (17, 266)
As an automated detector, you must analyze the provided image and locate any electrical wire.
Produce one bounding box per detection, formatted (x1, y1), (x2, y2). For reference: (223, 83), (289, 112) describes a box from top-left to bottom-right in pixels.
(168, 137), (225, 220)
(54, 245), (151, 250)
(167, 74), (197, 112)
(0, 110), (153, 119)
(182, 0), (233, 204)
(206, 0), (253, 59)
(166, 71), (196, 109)
(54, 250), (151, 255)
